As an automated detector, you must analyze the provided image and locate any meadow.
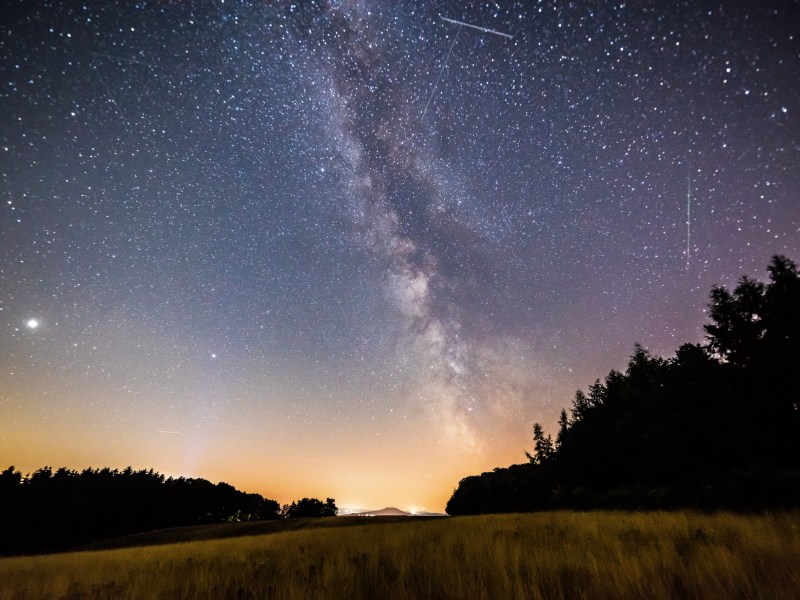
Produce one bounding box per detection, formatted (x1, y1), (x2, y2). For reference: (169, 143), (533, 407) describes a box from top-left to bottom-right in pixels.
(2, 511), (799, 600)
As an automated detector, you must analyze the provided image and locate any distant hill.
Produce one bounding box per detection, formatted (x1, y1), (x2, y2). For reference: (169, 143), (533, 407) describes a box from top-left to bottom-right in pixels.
(341, 507), (446, 517)
(343, 507), (411, 517)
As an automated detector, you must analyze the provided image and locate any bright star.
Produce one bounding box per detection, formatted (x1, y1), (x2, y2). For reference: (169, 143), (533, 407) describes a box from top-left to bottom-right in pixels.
(26, 319), (39, 329)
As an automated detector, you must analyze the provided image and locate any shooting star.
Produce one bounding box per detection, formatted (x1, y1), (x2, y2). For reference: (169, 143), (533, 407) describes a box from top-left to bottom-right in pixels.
(158, 430), (182, 435)
(501, 206), (514, 234)
(686, 164), (692, 270)
(439, 16), (513, 39)
(421, 15), (512, 121)
(421, 24), (461, 121)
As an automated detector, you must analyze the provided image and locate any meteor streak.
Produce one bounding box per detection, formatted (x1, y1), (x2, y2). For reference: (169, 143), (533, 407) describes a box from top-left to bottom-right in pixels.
(422, 16), (512, 120)
(439, 16), (513, 39)
(686, 165), (692, 270)
(422, 24), (461, 121)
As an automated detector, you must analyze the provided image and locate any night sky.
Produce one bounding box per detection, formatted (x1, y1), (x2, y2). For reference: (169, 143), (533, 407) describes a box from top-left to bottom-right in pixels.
(2, 1), (798, 512)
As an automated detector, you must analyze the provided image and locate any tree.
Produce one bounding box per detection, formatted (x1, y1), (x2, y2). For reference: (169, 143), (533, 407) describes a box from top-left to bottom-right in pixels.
(526, 423), (553, 465)
(447, 256), (800, 515)
(0, 465), (282, 554)
(761, 255), (800, 372)
(0, 466), (21, 496)
(259, 498), (281, 520)
(704, 255), (800, 462)
(322, 498), (338, 517)
(571, 390), (591, 422)
(555, 408), (569, 450)
(705, 276), (766, 367)
(285, 497), (338, 518)
(702, 257), (799, 369)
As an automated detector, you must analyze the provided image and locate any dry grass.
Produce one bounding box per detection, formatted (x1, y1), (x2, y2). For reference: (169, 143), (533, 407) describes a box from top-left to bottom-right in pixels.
(2, 511), (799, 599)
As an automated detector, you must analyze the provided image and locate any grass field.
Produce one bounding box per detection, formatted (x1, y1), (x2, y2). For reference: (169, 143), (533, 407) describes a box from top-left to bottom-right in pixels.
(2, 511), (799, 599)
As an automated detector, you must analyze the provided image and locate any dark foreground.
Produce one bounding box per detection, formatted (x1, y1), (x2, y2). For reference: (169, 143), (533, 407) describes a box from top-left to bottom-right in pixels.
(2, 511), (799, 600)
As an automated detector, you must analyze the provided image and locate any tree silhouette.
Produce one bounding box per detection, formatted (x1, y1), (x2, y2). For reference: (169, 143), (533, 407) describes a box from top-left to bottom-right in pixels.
(447, 256), (800, 515)
(555, 408), (569, 450)
(705, 276), (766, 367)
(285, 497), (338, 518)
(526, 423), (554, 464)
(0, 466), (281, 555)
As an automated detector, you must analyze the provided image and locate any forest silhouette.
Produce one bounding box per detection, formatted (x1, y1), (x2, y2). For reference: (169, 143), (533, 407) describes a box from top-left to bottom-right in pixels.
(0, 467), (339, 555)
(447, 256), (800, 514)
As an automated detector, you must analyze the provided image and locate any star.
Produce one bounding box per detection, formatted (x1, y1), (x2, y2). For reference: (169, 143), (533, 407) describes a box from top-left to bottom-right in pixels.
(0, 1), (797, 513)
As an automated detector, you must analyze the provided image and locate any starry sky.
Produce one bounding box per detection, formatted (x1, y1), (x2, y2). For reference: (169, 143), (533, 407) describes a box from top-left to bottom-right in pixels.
(1, 0), (798, 512)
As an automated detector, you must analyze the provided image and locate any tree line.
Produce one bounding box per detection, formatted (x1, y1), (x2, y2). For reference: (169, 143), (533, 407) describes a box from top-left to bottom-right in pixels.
(0, 465), (337, 555)
(281, 497), (338, 518)
(447, 256), (800, 514)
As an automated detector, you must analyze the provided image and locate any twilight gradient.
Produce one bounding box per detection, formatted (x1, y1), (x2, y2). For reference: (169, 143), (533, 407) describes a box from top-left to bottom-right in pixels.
(1, 1), (798, 511)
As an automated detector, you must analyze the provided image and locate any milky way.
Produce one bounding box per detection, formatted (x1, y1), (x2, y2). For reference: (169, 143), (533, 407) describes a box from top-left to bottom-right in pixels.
(1, 1), (798, 511)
